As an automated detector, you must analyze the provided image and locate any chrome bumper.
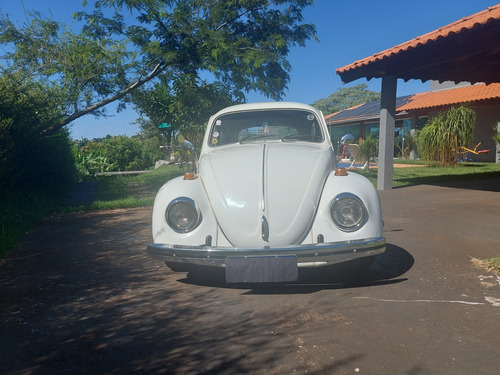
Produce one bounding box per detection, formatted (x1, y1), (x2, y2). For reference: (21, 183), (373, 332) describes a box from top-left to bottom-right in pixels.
(147, 237), (385, 268)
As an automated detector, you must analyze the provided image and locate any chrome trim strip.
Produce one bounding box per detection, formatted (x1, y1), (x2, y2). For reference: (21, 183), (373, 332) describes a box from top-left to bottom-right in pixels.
(147, 237), (385, 268)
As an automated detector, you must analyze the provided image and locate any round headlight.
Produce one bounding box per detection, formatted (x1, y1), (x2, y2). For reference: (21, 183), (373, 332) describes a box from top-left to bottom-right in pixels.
(165, 197), (201, 233)
(330, 193), (368, 232)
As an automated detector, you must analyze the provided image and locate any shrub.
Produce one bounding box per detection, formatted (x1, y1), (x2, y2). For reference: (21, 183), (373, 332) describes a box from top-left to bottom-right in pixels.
(417, 106), (475, 165)
(0, 75), (76, 192)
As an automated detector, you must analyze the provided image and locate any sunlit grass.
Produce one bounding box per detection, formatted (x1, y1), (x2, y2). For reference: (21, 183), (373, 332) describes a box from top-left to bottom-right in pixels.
(355, 162), (500, 187)
(61, 165), (185, 212)
(471, 257), (500, 275)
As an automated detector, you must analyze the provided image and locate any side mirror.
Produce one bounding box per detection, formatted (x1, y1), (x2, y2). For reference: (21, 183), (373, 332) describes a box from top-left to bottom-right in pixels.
(180, 140), (197, 174)
(181, 140), (195, 151)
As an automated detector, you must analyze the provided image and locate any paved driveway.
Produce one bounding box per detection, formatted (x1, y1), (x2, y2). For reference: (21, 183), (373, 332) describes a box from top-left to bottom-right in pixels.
(1, 180), (499, 374)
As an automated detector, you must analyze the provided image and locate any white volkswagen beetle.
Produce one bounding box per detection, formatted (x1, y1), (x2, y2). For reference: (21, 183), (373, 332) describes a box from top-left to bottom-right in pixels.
(147, 102), (385, 282)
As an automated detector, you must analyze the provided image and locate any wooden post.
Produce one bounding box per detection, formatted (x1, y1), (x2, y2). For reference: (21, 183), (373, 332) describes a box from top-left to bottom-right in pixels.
(377, 76), (397, 190)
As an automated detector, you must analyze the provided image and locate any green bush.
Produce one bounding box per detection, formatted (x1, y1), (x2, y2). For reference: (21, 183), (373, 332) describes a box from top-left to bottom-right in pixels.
(0, 76), (76, 192)
(417, 106), (475, 165)
(75, 135), (161, 177)
(0, 74), (77, 257)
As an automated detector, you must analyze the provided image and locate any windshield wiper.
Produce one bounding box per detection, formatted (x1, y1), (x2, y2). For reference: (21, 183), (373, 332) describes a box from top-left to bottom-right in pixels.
(239, 134), (279, 143)
(281, 134), (313, 142)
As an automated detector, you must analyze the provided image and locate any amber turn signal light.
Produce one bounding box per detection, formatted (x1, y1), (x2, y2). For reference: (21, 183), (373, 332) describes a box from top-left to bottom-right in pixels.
(334, 168), (348, 176)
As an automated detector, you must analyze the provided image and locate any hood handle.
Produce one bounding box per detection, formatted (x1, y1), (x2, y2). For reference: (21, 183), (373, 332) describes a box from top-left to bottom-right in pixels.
(261, 216), (269, 242)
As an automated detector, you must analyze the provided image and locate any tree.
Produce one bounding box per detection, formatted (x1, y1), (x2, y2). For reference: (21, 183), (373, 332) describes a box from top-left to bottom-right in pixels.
(311, 84), (380, 115)
(0, 0), (316, 133)
(416, 105), (476, 165)
(132, 72), (237, 150)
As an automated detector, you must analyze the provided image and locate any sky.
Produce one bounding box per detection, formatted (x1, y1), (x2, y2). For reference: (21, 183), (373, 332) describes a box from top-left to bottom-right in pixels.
(1, 0), (497, 139)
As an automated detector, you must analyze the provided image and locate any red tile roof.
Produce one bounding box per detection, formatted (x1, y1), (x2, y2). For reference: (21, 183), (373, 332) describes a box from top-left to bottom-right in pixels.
(336, 5), (500, 76)
(398, 83), (500, 111)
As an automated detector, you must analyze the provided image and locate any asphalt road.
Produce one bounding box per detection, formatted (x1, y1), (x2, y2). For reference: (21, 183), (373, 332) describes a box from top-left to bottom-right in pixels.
(1, 180), (499, 374)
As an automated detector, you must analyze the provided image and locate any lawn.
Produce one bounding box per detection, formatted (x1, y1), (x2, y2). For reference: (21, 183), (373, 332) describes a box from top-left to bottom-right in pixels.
(64, 164), (185, 212)
(354, 161), (500, 187)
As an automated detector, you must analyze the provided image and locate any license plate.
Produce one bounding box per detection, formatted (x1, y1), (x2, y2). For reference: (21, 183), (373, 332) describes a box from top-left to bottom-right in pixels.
(225, 255), (298, 283)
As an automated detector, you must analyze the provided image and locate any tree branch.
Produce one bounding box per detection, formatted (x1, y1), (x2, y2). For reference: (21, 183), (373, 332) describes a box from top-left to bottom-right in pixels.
(42, 62), (165, 134)
(214, 1), (272, 31)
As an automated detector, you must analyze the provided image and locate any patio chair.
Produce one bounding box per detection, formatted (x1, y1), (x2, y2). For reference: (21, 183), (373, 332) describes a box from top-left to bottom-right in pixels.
(346, 144), (368, 169)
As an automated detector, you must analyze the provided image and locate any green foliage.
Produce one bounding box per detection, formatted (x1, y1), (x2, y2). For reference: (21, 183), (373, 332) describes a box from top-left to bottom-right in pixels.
(74, 135), (160, 178)
(358, 134), (377, 170)
(0, 74), (76, 258)
(73, 146), (112, 179)
(0, 73), (76, 192)
(311, 84), (381, 115)
(401, 133), (417, 159)
(99, 136), (144, 170)
(416, 106), (476, 165)
(0, 8), (133, 130)
(1, 1), (316, 130)
(133, 73), (237, 150)
(483, 257), (500, 275)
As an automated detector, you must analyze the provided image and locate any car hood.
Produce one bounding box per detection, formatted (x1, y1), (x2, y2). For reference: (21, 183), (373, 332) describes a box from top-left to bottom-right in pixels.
(198, 142), (333, 247)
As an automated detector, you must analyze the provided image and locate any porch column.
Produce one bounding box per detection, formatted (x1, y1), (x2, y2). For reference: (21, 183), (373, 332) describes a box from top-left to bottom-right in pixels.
(410, 113), (418, 160)
(377, 75), (397, 190)
(497, 111), (500, 164)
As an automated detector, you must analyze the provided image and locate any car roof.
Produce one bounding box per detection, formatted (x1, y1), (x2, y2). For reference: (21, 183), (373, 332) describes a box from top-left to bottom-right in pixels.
(211, 102), (323, 118)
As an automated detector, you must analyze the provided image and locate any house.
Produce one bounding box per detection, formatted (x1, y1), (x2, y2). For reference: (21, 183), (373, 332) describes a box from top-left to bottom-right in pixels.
(335, 4), (500, 189)
(325, 95), (414, 156)
(326, 82), (500, 162)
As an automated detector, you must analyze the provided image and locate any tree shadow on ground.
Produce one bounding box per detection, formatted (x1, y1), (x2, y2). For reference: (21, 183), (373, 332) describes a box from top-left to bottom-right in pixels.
(392, 175), (500, 192)
(429, 177), (500, 192)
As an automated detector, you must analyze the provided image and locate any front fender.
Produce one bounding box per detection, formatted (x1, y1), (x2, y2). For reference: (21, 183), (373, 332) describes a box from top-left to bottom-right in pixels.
(308, 171), (383, 243)
(152, 176), (227, 246)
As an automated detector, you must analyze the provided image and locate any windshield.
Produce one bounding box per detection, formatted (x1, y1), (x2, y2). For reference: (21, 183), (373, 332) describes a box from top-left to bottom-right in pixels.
(208, 109), (324, 147)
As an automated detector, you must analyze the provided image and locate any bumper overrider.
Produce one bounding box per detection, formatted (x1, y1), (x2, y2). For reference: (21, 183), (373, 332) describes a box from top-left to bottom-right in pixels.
(147, 237), (385, 282)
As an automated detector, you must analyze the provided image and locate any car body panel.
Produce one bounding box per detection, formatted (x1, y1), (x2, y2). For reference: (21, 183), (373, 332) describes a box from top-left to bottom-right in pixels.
(198, 142), (333, 247)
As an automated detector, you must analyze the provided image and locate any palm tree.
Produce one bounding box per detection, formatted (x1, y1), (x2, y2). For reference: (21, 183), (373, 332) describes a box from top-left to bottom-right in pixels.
(358, 134), (378, 170)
